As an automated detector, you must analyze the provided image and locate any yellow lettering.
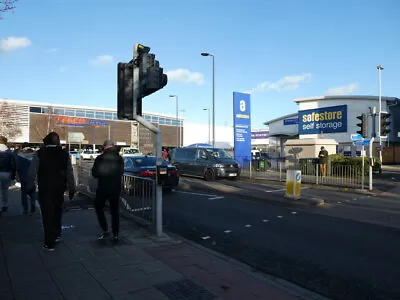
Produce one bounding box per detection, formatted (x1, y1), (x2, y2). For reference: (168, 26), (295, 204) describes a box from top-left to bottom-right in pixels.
(337, 111), (342, 119)
(302, 115), (307, 122)
(315, 114), (320, 121)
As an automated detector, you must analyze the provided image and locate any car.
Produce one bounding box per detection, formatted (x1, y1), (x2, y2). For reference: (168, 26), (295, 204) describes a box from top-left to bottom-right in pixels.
(123, 155), (179, 192)
(120, 147), (142, 157)
(169, 147), (240, 181)
(69, 151), (81, 160)
(81, 149), (100, 160)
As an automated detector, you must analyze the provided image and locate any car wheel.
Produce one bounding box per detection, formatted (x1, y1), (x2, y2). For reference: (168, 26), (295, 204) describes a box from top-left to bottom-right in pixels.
(204, 169), (215, 181)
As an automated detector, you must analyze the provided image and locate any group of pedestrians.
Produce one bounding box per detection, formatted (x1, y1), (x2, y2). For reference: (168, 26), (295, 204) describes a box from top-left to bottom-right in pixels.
(0, 132), (124, 252)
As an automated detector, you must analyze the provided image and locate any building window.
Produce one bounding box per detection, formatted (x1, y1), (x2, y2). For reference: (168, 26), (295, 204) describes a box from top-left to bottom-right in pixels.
(54, 108), (65, 115)
(29, 106), (42, 113)
(65, 109), (75, 116)
(104, 112), (113, 120)
(95, 111), (104, 119)
(165, 118), (172, 125)
(86, 111), (95, 118)
(151, 116), (159, 123)
(159, 117), (166, 125)
(76, 110), (85, 117)
(144, 115), (151, 121)
(113, 112), (118, 120)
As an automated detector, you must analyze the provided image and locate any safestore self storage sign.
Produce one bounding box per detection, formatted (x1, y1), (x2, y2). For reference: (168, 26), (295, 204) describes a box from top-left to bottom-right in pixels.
(298, 105), (347, 135)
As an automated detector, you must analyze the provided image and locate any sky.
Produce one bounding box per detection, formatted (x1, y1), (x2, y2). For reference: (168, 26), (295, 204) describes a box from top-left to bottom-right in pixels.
(1, 0), (399, 130)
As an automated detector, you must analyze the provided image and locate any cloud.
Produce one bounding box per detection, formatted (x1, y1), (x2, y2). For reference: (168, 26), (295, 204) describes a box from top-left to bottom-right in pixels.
(89, 54), (114, 66)
(46, 48), (59, 53)
(166, 68), (205, 85)
(325, 83), (359, 95)
(0, 36), (31, 53)
(246, 73), (312, 94)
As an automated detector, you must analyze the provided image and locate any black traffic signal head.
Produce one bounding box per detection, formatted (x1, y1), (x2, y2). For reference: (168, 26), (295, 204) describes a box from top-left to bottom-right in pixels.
(117, 62), (142, 119)
(356, 113), (368, 138)
(380, 112), (391, 137)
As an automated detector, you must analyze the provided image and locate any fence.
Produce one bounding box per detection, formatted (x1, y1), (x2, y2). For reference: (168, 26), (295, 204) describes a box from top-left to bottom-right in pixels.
(73, 160), (156, 227)
(240, 159), (365, 189)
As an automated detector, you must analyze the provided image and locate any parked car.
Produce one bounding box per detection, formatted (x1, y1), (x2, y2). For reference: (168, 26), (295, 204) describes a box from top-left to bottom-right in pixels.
(123, 155), (179, 191)
(81, 149), (100, 160)
(69, 151), (81, 160)
(169, 147), (241, 181)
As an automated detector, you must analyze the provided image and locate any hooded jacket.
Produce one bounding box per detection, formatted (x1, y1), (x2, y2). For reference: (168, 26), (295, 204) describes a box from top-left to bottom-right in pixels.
(0, 143), (16, 180)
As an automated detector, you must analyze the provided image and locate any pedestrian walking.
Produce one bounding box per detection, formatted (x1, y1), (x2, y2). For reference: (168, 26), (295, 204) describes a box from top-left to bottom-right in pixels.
(0, 136), (16, 215)
(27, 132), (76, 251)
(91, 140), (124, 243)
(15, 147), (37, 215)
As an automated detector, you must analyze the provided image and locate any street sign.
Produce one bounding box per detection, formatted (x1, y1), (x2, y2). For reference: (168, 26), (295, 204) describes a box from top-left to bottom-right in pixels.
(68, 132), (85, 143)
(351, 133), (363, 141)
(353, 139), (370, 147)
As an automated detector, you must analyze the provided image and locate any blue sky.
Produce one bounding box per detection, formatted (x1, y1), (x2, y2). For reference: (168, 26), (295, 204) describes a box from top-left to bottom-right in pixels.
(1, 0), (399, 129)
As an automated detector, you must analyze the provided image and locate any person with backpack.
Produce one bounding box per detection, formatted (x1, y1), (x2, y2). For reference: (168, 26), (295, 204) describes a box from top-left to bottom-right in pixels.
(27, 132), (76, 251)
(0, 135), (16, 215)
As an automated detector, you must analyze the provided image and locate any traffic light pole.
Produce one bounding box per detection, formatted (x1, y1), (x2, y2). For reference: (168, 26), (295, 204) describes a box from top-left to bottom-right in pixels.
(132, 58), (163, 238)
(369, 137), (375, 191)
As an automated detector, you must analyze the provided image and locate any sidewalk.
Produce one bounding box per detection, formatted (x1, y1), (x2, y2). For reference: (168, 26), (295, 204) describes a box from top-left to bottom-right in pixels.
(0, 187), (326, 300)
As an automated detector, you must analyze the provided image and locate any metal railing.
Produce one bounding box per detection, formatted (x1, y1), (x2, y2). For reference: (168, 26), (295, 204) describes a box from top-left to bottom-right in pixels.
(240, 160), (365, 189)
(73, 160), (156, 227)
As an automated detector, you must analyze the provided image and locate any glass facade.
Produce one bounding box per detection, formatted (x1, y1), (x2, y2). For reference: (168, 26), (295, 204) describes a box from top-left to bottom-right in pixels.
(29, 105), (183, 126)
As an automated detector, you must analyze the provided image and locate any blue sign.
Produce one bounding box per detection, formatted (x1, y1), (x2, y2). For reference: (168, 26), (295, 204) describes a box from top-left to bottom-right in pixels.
(353, 139), (370, 146)
(298, 105), (347, 135)
(284, 117), (299, 126)
(88, 119), (108, 127)
(251, 130), (269, 139)
(351, 134), (363, 141)
(233, 92), (251, 168)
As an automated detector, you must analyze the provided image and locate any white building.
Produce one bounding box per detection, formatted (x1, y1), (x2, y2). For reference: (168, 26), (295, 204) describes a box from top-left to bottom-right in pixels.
(265, 95), (400, 156)
(183, 123), (234, 148)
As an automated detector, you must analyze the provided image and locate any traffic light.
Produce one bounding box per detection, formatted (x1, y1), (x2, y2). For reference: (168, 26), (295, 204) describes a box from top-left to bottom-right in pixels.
(117, 44), (168, 119)
(380, 112), (391, 137)
(356, 113), (368, 138)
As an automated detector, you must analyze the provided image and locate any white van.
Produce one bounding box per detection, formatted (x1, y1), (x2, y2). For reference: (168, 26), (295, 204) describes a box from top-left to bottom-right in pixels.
(119, 147), (142, 157)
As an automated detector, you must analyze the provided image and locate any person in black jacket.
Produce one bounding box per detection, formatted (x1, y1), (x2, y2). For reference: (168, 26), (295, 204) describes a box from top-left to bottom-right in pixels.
(0, 136), (16, 214)
(27, 132), (76, 251)
(91, 140), (124, 243)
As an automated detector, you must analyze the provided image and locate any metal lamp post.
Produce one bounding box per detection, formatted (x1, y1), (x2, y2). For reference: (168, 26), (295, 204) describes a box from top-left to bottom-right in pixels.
(169, 95), (179, 147)
(203, 108), (211, 145)
(377, 65), (384, 163)
(201, 52), (215, 148)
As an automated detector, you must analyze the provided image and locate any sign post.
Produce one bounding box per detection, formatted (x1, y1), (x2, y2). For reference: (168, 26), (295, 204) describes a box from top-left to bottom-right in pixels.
(233, 92), (251, 170)
(369, 137), (375, 191)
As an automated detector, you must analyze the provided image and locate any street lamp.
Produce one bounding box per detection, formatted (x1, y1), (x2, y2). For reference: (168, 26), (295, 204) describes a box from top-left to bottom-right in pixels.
(201, 52), (215, 148)
(179, 109), (185, 147)
(203, 108), (211, 145)
(377, 65), (384, 163)
(169, 95), (179, 147)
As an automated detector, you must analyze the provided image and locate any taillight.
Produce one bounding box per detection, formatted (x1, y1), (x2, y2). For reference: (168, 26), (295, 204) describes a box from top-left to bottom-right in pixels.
(139, 170), (155, 177)
(169, 169), (179, 176)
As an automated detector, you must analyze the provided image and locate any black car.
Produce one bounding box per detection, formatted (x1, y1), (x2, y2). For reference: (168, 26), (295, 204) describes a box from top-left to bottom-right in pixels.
(123, 155), (179, 191)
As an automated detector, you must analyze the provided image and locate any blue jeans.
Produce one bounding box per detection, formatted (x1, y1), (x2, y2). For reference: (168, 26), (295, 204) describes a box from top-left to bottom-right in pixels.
(0, 172), (11, 208)
(21, 181), (36, 211)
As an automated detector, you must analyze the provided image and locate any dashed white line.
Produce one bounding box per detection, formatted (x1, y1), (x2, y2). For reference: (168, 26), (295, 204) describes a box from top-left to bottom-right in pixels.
(291, 212), (297, 215)
(224, 230), (232, 233)
(174, 190), (217, 197)
(262, 219), (269, 222)
(277, 216), (283, 218)
(201, 236), (210, 240)
(264, 188), (287, 193)
(245, 224), (252, 228)
(208, 196), (224, 200)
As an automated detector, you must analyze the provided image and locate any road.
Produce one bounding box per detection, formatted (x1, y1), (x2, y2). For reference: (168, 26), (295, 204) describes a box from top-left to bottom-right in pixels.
(163, 177), (400, 300)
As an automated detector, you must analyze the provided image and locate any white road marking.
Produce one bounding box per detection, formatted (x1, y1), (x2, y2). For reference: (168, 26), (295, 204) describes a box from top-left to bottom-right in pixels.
(262, 219), (269, 222)
(338, 201), (342, 204)
(224, 230), (232, 233)
(245, 224), (252, 227)
(277, 216), (283, 218)
(291, 212), (297, 215)
(264, 188), (287, 193)
(208, 196), (224, 200)
(174, 190), (217, 197)
(88, 207), (95, 210)
(201, 236), (210, 240)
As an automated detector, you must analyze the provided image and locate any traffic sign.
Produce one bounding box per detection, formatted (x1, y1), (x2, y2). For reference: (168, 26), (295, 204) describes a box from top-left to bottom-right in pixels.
(351, 134), (363, 141)
(353, 139), (370, 147)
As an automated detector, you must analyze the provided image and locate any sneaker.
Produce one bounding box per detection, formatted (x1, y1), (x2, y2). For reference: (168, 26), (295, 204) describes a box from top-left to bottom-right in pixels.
(43, 245), (55, 251)
(113, 235), (119, 243)
(97, 231), (110, 240)
(55, 237), (62, 243)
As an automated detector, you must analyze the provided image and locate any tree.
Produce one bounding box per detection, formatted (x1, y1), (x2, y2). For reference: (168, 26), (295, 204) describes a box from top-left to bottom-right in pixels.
(31, 106), (57, 140)
(0, 101), (22, 141)
(0, 0), (17, 19)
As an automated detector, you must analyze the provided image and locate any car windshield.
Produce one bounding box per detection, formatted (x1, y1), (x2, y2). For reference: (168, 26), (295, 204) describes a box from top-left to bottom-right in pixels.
(124, 157), (156, 168)
(205, 148), (232, 159)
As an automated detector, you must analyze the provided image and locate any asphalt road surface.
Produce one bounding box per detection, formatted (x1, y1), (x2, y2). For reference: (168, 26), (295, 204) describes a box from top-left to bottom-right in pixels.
(163, 178), (400, 300)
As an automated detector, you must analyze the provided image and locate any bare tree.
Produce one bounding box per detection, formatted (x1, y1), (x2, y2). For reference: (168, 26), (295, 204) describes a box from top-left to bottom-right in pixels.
(32, 106), (57, 139)
(0, 0), (17, 19)
(0, 102), (22, 141)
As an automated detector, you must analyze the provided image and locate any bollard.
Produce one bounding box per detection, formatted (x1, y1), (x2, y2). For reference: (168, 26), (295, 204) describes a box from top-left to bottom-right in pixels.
(285, 169), (302, 200)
